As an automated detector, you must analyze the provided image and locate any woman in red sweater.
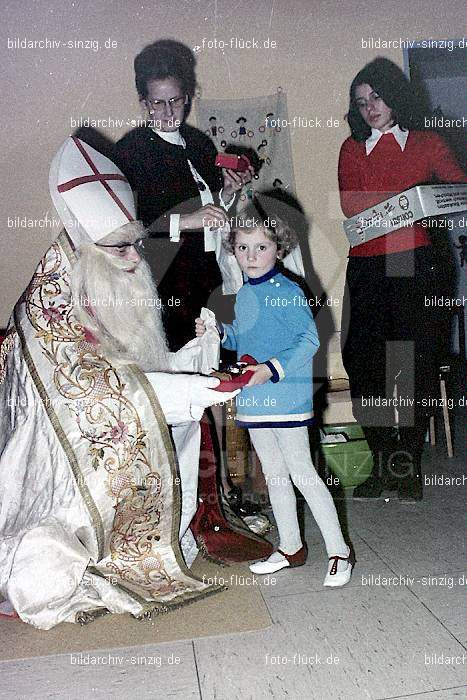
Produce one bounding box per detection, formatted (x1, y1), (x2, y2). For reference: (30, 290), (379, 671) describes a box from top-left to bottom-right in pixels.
(338, 57), (465, 502)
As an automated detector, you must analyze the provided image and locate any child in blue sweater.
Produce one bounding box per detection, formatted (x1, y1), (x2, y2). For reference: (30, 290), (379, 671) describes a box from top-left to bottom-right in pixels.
(196, 202), (353, 586)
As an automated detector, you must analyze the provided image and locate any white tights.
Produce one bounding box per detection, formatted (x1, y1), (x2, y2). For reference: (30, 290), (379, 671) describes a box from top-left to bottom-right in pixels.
(249, 427), (347, 557)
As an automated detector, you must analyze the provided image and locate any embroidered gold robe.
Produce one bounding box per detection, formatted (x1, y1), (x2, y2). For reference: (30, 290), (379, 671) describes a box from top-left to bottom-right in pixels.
(0, 233), (221, 630)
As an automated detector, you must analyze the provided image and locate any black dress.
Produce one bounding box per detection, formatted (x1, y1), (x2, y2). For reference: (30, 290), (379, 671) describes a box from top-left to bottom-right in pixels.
(114, 125), (224, 351)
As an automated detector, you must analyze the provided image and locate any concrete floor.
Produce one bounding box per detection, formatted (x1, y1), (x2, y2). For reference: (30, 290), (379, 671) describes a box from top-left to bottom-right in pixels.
(1, 410), (466, 700)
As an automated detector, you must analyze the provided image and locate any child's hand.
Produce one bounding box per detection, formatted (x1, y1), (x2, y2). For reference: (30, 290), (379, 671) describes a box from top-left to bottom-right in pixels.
(195, 318), (206, 337)
(245, 363), (273, 386)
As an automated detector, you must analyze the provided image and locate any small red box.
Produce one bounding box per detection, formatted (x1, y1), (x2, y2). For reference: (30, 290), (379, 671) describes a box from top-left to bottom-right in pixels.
(213, 354), (257, 391)
(215, 153), (251, 173)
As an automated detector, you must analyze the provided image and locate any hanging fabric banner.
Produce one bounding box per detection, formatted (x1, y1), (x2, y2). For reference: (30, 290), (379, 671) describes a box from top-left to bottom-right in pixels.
(195, 89), (296, 202)
(196, 90), (304, 293)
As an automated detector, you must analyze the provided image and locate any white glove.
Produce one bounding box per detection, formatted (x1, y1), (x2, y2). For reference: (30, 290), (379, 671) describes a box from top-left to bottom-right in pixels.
(145, 371), (239, 424)
(189, 375), (239, 420)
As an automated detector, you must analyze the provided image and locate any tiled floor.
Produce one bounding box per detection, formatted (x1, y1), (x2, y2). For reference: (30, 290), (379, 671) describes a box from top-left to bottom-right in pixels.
(1, 411), (465, 700)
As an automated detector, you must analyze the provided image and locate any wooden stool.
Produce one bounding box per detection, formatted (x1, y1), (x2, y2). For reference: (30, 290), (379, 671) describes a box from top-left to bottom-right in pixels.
(428, 366), (453, 458)
(225, 399), (249, 485)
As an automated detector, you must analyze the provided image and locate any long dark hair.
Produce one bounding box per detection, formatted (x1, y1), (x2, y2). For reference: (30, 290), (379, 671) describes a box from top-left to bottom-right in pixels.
(346, 57), (424, 141)
(134, 39), (197, 100)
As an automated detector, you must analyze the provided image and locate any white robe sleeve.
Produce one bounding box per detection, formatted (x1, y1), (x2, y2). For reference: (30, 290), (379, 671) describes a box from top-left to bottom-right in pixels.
(145, 372), (203, 423)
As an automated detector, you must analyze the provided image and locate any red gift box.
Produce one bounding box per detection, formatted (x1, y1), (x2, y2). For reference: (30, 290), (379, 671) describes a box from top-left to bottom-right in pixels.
(215, 153), (251, 173)
(213, 354), (257, 391)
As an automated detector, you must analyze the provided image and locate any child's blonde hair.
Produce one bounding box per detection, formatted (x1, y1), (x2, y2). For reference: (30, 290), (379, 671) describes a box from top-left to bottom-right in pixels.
(223, 200), (298, 258)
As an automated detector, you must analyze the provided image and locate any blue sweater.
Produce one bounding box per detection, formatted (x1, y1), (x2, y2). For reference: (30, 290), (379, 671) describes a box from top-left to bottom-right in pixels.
(221, 267), (319, 428)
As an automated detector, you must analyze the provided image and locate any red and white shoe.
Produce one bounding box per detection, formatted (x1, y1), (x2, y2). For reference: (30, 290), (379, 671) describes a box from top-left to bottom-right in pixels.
(249, 543), (308, 574)
(323, 547), (355, 587)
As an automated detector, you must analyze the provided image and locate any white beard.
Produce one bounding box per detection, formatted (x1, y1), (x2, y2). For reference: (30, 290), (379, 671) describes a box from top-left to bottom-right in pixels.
(71, 244), (171, 372)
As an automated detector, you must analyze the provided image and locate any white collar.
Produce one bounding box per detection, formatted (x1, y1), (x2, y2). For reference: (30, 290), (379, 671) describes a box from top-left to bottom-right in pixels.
(152, 128), (186, 148)
(365, 124), (409, 156)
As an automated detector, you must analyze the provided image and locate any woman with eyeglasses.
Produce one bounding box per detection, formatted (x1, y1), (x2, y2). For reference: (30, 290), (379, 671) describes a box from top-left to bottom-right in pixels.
(113, 40), (266, 564)
(338, 57), (465, 503)
(114, 39), (252, 351)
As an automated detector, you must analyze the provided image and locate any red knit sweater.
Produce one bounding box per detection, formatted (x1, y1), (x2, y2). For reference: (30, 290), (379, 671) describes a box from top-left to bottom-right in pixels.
(338, 130), (465, 256)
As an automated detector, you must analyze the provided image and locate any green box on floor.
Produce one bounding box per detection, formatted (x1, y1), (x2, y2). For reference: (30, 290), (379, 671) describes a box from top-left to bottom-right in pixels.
(320, 424), (373, 489)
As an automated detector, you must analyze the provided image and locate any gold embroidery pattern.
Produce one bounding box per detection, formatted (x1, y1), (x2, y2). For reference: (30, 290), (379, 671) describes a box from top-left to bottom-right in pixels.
(0, 328), (18, 385)
(24, 242), (192, 597)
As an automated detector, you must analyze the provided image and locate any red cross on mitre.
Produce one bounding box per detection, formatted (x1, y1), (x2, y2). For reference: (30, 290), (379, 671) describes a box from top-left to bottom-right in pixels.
(57, 136), (134, 222)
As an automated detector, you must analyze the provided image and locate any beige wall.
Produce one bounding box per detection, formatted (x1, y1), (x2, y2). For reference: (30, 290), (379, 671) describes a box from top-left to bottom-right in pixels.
(1, 0), (464, 350)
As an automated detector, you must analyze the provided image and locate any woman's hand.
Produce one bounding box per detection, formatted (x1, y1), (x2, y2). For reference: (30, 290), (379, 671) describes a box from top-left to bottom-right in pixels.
(180, 204), (228, 231)
(222, 166), (255, 201)
(245, 363), (273, 386)
(195, 317), (206, 337)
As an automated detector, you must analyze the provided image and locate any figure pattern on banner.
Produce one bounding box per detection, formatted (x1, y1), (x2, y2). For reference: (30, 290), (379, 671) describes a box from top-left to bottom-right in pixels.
(196, 89), (296, 206)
